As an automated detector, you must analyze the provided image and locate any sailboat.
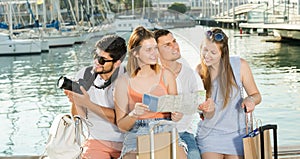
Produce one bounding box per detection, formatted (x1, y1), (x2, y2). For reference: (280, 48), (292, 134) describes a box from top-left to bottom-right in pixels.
(14, 0), (116, 47)
(0, 1), (44, 55)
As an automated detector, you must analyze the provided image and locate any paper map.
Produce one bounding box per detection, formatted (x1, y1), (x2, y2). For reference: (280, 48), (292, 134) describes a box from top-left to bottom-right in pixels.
(142, 90), (206, 115)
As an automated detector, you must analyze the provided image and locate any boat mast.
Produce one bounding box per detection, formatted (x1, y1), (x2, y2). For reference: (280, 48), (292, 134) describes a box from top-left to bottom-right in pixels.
(67, 0), (78, 25)
(75, 0), (79, 22)
(8, 2), (13, 37)
(157, 0), (160, 19)
(132, 0), (134, 15)
(90, 0), (95, 26)
(102, 0), (113, 23)
(50, 0), (54, 21)
(43, 0), (47, 30)
(142, 0), (145, 18)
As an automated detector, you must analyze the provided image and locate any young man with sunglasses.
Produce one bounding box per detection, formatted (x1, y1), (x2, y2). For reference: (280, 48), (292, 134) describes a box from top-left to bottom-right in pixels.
(64, 34), (127, 159)
(154, 29), (215, 159)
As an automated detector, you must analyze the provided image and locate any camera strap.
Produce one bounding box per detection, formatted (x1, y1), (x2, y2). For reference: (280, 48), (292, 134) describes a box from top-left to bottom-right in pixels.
(93, 67), (119, 90)
(82, 66), (97, 91)
(83, 66), (126, 90)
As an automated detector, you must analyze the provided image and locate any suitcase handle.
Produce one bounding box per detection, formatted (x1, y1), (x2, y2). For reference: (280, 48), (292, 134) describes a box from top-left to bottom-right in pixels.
(259, 124), (278, 159)
(149, 121), (177, 159)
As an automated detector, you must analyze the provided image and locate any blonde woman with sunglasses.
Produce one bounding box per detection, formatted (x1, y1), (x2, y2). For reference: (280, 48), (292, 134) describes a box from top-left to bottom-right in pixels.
(196, 28), (261, 159)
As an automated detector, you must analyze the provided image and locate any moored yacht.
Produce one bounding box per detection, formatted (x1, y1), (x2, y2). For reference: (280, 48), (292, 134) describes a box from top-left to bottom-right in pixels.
(0, 33), (42, 55)
(113, 15), (155, 32)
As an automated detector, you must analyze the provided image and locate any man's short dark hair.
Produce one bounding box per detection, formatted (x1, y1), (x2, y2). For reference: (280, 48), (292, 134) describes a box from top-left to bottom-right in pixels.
(154, 29), (171, 42)
(96, 35), (127, 61)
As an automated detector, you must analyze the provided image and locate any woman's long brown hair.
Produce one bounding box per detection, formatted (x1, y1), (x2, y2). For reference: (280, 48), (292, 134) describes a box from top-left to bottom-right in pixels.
(127, 26), (160, 77)
(197, 28), (237, 108)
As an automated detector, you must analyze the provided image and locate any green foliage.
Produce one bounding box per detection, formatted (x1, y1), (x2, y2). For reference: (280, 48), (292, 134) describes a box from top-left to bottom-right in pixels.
(168, 3), (187, 14)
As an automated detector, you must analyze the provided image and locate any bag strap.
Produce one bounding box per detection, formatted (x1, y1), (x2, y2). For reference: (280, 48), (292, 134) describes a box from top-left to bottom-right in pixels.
(229, 56), (254, 134)
(240, 85), (254, 134)
(245, 112), (253, 134)
(74, 115), (90, 145)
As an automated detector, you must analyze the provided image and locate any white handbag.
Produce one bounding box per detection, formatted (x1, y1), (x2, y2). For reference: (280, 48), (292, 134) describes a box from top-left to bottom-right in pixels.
(42, 114), (88, 159)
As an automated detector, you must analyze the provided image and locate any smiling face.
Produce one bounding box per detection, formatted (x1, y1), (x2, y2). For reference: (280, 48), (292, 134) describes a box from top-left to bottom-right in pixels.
(93, 48), (115, 74)
(201, 39), (222, 67)
(157, 33), (181, 62)
(135, 38), (159, 66)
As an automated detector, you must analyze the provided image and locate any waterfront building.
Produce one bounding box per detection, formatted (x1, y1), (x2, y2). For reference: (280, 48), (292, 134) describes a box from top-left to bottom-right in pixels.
(151, 0), (191, 10)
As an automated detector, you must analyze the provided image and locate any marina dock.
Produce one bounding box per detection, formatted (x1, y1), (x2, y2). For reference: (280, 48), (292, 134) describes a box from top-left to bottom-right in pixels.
(194, 1), (300, 40)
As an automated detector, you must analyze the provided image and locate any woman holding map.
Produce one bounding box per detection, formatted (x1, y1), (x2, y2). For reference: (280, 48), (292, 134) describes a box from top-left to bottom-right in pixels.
(114, 26), (187, 159)
(195, 28), (261, 159)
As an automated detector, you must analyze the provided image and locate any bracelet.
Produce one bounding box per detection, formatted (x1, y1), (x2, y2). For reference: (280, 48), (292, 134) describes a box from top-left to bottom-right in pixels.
(247, 96), (255, 104)
(128, 110), (137, 118)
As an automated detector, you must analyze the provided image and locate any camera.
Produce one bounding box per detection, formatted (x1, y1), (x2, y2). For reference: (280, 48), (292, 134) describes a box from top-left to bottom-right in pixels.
(57, 76), (83, 94)
(57, 74), (96, 94)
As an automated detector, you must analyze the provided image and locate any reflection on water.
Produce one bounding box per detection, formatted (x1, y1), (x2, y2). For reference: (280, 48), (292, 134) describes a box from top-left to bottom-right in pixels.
(0, 44), (95, 156)
(257, 44), (300, 69)
(0, 26), (300, 156)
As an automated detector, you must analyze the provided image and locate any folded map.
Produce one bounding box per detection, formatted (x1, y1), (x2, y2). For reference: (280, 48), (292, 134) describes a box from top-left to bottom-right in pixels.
(142, 90), (206, 115)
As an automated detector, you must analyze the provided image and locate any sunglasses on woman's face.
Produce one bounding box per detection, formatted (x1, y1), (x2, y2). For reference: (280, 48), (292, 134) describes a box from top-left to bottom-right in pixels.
(206, 30), (224, 42)
(93, 53), (114, 65)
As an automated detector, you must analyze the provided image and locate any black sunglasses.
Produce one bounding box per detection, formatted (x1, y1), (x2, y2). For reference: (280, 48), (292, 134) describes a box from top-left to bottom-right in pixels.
(93, 53), (115, 65)
(206, 30), (224, 42)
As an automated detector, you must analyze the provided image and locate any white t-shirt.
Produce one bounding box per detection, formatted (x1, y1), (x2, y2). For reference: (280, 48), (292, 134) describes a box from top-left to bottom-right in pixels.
(176, 64), (204, 135)
(75, 66), (125, 142)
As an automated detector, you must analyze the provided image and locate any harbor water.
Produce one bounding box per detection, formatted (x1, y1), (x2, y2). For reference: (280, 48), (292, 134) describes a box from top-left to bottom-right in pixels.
(0, 26), (299, 156)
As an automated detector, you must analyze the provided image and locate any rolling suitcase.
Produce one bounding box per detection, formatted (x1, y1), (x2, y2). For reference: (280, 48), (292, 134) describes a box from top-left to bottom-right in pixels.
(137, 120), (179, 159)
(259, 124), (278, 159)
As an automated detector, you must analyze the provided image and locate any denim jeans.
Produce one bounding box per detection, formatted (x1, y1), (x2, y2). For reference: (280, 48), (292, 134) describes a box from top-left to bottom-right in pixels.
(179, 132), (201, 159)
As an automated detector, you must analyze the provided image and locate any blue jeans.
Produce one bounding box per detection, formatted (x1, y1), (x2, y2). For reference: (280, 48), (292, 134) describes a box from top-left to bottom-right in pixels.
(179, 132), (201, 159)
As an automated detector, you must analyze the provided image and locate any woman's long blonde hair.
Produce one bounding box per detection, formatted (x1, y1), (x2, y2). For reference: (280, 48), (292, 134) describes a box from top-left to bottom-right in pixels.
(127, 26), (160, 77)
(197, 28), (237, 108)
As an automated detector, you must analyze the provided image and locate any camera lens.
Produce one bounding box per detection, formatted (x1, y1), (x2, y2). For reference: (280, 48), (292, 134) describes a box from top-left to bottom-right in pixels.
(56, 76), (82, 94)
(57, 76), (65, 89)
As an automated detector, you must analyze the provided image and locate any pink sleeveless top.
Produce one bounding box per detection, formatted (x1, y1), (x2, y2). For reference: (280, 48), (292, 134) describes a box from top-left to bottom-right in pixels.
(127, 69), (169, 119)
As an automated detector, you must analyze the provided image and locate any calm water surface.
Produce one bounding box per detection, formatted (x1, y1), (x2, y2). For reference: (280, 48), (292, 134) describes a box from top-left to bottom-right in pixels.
(0, 26), (299, 156)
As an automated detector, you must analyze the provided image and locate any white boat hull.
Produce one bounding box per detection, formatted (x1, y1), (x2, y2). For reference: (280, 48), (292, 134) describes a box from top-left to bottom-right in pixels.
(0, 33), (42, 55)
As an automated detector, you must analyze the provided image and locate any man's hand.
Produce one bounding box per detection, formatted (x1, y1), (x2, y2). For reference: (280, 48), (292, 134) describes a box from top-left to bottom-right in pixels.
(64, 86), (91, 108)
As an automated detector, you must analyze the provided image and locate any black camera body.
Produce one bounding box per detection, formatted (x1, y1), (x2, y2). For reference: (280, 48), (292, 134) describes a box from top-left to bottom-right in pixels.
(57, 74), (96, 94)
(57, 67), (97, 94)
(57, 76), (82, 94)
